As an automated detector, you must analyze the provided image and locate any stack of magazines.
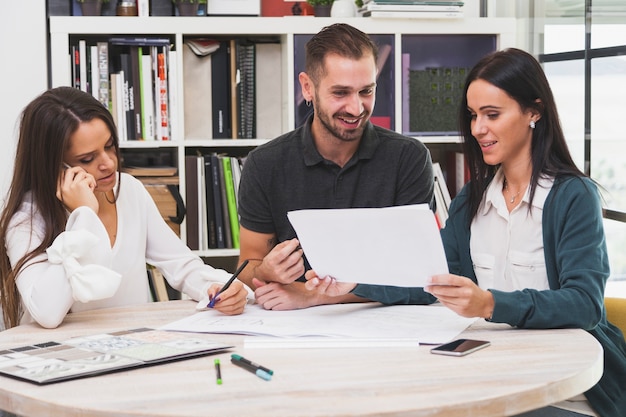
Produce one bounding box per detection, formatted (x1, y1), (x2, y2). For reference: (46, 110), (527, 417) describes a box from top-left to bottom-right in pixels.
(359, 0), (464, 19)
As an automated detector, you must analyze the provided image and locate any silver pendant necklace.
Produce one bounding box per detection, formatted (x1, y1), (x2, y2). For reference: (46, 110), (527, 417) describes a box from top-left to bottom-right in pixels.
(504, 180), (524, 204)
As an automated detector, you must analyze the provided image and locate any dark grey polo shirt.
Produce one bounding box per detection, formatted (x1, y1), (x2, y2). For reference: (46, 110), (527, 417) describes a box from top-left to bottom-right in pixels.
(239, 116), (434, 239)
(237, 116), (436, 305)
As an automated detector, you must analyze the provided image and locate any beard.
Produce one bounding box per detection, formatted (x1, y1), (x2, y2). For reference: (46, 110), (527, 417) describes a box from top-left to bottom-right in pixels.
(313, 101), (369, 143)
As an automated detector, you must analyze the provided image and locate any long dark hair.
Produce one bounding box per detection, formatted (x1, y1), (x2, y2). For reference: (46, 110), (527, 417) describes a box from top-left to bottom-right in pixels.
(0, 87), (121, 329)
(458, 48), (584, 222)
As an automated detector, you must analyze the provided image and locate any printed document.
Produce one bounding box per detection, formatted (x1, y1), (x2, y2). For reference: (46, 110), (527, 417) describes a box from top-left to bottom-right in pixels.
(287, 204), (448, 287)
(160, 303), (477, 345)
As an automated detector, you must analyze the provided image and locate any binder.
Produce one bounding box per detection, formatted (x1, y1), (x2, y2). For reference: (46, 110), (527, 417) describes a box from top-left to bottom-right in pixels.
(211, 41), (232, 139)
(184, 155), (200, 250)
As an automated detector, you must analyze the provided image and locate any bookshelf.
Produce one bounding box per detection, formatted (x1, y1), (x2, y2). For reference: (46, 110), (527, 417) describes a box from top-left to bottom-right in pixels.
(48, 16), (517, 258)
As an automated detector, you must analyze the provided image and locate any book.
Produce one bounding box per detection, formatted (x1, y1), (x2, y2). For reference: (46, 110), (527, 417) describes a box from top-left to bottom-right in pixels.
(71, 45), (80, 90)
(89, 45), (99, 100)
(0, 328), (232, 385)
(123, 166), (177, 176)
(432, 162), (452, 210)
(230, 156), (242, 209)
(222, 156), (240, 248)
(109, 37), (171, 46)
(137, 0), (149, 16)
(198, 155), (209, 250)
(168, 50), (179, 142)
(119, 53), (136, 140)
(151, 46), (161, 139)
(236, 40), (256, 139)
(218, 156), (233, 248)
(157, 49), (169, 141)
(110, 72), (127, 141)
(184, 155), (200, 250)
(209, 153), (226, 248)
(362, 10), (463, 18)
(362, 0), (464, 4)
(183, 41), (213, 140)
(129, 46), (144, 140)
(186, 38), (220, 56)
(432, 162), (451, 227)
(137, 176), (182, 235)
(255, 41), (282, 139)
(229, 39), (239, 140)
(204, 154), (220, 249)
(96, 42), (109, 108)
(79, 39), (88, 93)
(211, 40), (232, 139)
(139, 49), (156, 141)
(360, 2), (463, 12)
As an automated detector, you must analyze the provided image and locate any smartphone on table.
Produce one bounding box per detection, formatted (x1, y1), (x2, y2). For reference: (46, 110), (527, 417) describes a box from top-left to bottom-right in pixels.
(430, 339), (490, 356)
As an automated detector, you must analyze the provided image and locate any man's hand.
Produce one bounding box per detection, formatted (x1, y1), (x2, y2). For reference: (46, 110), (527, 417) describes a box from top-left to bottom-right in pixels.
(254, 238), (304, 285)
(253, 278), (321, 310)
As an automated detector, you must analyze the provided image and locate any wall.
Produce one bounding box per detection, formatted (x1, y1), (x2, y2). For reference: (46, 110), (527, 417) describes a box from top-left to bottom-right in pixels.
(0, 1), (48, 200)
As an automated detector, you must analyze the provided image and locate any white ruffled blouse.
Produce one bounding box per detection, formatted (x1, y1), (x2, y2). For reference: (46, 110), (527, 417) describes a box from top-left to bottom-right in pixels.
(6, 173), (246, 329)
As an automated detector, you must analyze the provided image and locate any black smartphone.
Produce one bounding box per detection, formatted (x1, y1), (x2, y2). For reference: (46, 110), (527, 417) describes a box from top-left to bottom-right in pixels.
(430, 339), (490, 356)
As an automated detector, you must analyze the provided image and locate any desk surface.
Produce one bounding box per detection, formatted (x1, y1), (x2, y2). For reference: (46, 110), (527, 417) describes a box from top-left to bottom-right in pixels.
(0, 300), (603, 417)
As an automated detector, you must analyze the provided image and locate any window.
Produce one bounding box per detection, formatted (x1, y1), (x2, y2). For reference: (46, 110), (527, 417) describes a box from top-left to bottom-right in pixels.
(537, 0), (626, 296)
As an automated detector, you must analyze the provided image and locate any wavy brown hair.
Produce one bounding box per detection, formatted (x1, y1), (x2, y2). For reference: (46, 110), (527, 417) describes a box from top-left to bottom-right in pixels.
(0, 87), (121, 329)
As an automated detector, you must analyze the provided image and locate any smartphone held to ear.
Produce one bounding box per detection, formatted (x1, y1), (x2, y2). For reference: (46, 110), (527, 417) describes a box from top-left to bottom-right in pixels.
(430, 339), (490, 356)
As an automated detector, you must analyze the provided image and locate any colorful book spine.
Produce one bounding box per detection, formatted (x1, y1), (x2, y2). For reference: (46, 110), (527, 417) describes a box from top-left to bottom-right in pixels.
(157, 51), (169, 141)
(222, 156), (239, 248)
(96, 42), (109, 108)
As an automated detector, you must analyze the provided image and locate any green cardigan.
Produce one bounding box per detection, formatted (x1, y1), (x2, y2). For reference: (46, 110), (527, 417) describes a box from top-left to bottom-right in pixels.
(441, 176), (626, 417)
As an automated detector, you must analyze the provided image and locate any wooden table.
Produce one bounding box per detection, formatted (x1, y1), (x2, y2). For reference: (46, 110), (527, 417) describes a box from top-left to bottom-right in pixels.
(0, 300), (603, 417)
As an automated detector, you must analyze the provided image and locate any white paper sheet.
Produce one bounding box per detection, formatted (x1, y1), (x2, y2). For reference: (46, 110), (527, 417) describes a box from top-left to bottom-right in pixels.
(287, 204), (449, 287)
(160, 303), (477, 346)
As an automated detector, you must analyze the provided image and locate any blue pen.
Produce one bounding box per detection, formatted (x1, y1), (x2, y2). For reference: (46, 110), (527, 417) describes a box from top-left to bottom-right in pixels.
(208, 260), (249, 308)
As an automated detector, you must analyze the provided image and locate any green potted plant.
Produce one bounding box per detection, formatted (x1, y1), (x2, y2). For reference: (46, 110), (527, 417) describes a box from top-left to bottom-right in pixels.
(172, 0), (207, 16)
(306, 0), (334, 17)
(76, 0), (110, 16)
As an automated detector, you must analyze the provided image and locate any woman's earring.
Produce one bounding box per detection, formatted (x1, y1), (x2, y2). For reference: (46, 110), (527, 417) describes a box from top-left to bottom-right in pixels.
(530, 120), (536, 129)
(305, 100), (311, 107)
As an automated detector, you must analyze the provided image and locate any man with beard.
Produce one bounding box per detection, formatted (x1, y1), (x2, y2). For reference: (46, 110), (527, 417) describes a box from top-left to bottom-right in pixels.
(236, 23), (435, 310)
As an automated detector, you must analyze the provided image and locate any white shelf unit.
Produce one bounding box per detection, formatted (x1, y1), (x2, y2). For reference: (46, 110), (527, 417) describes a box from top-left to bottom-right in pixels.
(48, 16), (517, 258)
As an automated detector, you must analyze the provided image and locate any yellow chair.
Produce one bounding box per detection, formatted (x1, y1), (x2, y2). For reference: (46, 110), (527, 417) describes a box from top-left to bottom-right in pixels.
(605, 297), (626, 340)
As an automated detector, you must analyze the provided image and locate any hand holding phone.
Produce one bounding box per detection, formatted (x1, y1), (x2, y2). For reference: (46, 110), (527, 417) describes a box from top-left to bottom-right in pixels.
(430, 339), (490, 356)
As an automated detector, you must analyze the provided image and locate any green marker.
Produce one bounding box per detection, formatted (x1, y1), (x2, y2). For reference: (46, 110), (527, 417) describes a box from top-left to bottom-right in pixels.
(214, 358), (222, 385)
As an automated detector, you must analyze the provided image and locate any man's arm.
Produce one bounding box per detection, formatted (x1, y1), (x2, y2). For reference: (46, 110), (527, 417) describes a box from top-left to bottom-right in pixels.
(238, 226), (304, 290)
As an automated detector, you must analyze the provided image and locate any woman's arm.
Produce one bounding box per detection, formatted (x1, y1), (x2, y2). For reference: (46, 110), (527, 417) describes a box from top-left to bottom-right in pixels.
(10, 205), (116, 328)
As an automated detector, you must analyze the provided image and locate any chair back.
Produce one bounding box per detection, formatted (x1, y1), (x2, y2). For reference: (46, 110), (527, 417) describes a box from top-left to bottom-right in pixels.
(605, 297), (626, 340)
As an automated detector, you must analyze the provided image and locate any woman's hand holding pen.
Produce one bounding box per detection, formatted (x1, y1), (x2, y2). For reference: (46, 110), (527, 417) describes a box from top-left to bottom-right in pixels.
(206, 281), (248, 315)
(304, 270), (357, 297)
(57, 165), (98, 213)
(424, 274), (495, 320)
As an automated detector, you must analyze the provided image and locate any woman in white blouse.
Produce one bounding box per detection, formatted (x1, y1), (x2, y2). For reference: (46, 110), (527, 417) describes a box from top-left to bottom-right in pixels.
(0, 87), (249, 330)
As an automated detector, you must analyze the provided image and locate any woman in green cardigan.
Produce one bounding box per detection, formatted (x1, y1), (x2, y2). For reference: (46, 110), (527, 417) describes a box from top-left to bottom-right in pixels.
(425, 48), (626, 417)
(303, 47), (625, 416)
